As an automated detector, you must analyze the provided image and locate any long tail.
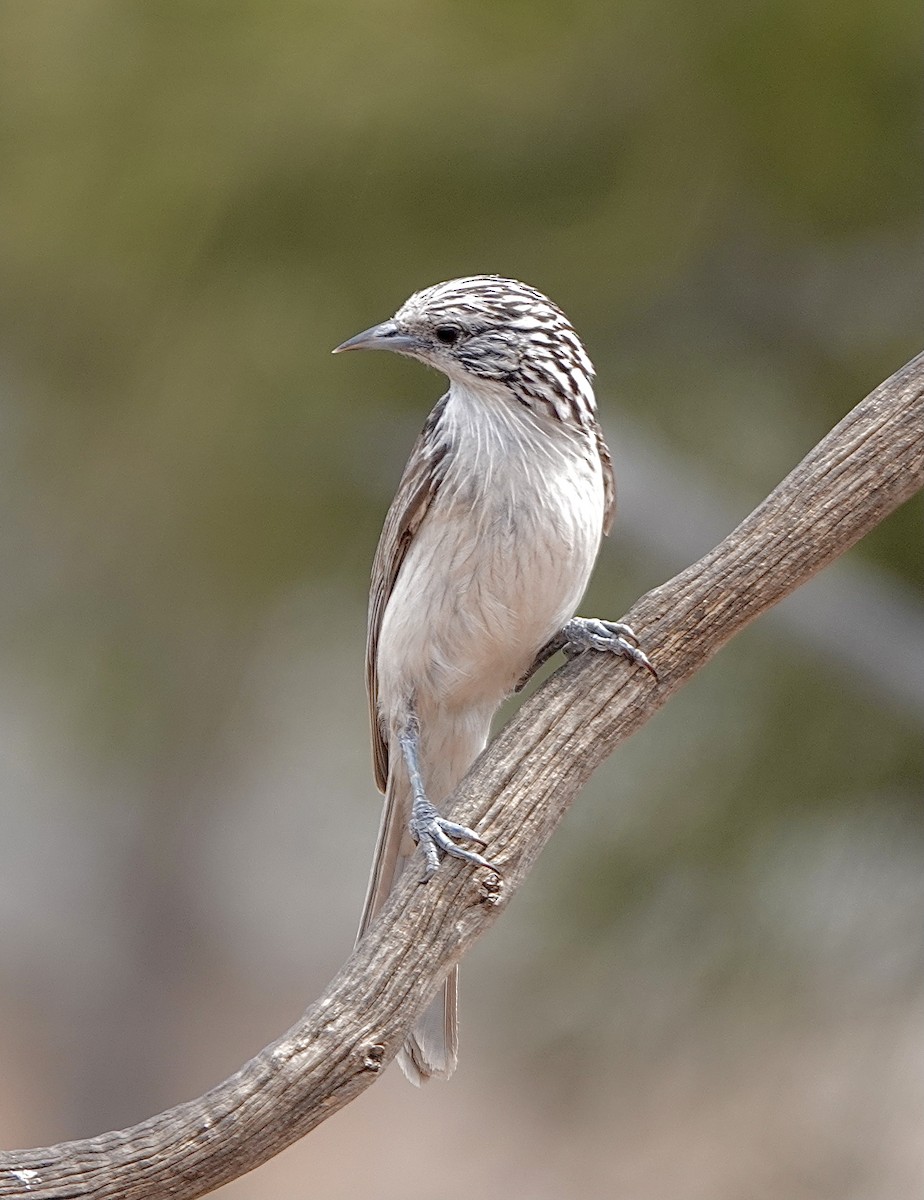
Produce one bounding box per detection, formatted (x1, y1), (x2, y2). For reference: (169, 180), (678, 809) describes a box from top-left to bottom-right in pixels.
(356, 765), (459, 1085)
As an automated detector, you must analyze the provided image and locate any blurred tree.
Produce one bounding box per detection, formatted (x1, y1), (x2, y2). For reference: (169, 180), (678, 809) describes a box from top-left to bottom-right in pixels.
(0, 1), (918, 1196)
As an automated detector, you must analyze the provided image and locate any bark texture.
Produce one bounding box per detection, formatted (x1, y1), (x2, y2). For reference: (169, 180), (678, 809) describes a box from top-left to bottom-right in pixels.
(1, 351), (922, 1198)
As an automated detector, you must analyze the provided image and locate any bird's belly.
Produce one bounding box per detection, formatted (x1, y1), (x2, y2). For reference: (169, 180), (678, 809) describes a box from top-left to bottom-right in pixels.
(376, 473), (603, 717)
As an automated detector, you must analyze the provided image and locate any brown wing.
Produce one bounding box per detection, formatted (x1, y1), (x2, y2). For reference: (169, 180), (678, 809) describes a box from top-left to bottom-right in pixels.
(366, 395), (451, 792)
(594, 420), (617, 536)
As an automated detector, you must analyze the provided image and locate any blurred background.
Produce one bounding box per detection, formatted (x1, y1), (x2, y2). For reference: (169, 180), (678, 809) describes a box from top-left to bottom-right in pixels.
(0, 2), (920, 1196)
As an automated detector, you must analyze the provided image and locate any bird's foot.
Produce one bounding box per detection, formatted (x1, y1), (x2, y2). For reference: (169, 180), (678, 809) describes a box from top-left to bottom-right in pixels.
(399, 718), (498, 880)
(409, 797), (496, 881)
(562, 616), (658, 679)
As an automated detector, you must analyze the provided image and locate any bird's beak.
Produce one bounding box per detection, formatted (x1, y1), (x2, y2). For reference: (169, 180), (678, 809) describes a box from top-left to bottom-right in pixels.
(332, 320), (419, 355)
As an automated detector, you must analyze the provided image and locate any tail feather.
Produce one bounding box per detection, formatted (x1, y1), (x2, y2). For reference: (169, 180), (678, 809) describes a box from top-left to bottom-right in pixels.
(356, 766), (459, 1084)
(397, 965), (458, 1086)
(356, 770), (412, 941)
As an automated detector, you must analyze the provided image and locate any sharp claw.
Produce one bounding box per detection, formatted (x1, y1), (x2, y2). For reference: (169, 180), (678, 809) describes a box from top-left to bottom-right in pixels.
(435, 818), (486, 846)
(400, 721), (500, 882)
(600, 620), (640, 646)
(630, 647), (659, 681)
(562, 616), (658, 681)
(419, 840), (442, 880)
(432, 835), (494, 871)
(410, 803), (498, 880)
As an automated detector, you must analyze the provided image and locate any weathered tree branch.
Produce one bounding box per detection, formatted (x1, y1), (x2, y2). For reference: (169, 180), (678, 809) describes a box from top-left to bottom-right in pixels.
(2, 353), (922, 1199)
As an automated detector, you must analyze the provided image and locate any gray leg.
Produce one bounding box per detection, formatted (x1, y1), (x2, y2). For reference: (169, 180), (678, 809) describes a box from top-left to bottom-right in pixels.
(514, 632), (567, 692)
(398, 717), (497, 881)
(518, 618), (657, 689)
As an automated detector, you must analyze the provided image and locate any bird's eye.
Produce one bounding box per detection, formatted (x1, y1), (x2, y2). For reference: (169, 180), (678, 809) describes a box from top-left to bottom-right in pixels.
(434, 324), (461, 346)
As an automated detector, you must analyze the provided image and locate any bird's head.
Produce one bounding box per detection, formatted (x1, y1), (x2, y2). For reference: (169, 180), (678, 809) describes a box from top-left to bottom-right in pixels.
(334, 275), (596, 424)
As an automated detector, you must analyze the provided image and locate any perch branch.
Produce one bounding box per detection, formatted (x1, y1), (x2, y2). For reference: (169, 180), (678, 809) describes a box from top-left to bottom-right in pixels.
(2, 352), (922, 1199)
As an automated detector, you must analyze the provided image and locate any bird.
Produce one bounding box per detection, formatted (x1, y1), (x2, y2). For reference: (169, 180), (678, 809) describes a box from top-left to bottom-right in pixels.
(333, 275), (653, 1085)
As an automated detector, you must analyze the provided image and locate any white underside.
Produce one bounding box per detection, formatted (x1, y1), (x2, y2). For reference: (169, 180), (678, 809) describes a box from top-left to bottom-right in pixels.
(377, 379), (605, 790)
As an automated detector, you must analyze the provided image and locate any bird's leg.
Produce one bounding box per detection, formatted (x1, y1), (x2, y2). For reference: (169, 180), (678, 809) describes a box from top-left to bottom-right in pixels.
(516, 617), (657, 690)
(514, 631), (569, 692)
(398, 715), (497, 881)
(560, 617), (658, 679)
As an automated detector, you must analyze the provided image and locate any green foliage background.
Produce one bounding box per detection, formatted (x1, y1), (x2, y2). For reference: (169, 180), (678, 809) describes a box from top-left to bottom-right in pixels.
(0, 3), (919, 1196)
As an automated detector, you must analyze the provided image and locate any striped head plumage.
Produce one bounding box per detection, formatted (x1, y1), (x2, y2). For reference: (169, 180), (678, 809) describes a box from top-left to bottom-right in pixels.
(334, 275), (597, 429)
